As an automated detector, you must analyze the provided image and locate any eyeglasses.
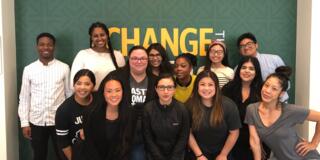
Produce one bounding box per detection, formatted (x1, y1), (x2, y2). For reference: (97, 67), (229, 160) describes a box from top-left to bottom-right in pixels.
(130, 57), (148, 62)
(157, 85), (175, 91)
(239, 42), (255, 49)
(210, 50), (224, 56)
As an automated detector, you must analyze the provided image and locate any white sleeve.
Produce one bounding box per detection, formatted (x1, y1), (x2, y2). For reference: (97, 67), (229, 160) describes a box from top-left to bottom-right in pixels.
(114, 50), (126, 67)
(196, 66), (204, 74)
(64, 65), (73, 98)
(224, 67), (235, 80)
(275, 55), (285, 67)
(70, 50), (85, 90)
(18, 67), (31, 127)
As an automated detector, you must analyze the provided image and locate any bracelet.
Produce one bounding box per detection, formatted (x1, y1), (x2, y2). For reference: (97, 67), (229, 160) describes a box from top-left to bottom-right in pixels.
(196, 153), (203, 158)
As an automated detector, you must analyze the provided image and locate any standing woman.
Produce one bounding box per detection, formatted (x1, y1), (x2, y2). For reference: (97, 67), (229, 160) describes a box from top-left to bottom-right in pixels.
(222, 56), (263, 160)
(146, 43), (173, 76)
(245, 66), (320, 160)
(186, 70), (241, 160)
(83, 75), (135, 160)
(55, 69), (96, 160)
(103, 45), (157, 160)
(143, 73), (190, 160)
(70, 21), (125, 91)
(197, 40), (234, 88)
(174, 53), (197, 103)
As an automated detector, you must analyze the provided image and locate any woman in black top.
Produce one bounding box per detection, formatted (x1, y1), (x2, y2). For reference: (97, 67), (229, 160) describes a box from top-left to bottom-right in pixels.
(186, 70), (241, 160)
(55, 69), (96, 160)
(222, 56), (263, 160)
(83, 75), (135, 160)
(143, 73), (190, 160)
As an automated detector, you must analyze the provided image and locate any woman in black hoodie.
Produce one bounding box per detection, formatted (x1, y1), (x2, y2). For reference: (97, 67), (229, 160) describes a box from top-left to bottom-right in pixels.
(143, 73), (190, 160)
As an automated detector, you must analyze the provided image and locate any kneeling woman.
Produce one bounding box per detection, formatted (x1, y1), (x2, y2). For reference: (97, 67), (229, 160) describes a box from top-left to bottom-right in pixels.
(55, 69), (96, 160)
(83, 75), (135, 160)
(186, 70), (241, 160)
(143, 73), (190, 160)
(245, 66), (320, 160)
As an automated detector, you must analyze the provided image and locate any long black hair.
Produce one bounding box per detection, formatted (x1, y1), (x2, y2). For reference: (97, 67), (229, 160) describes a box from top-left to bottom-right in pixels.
(146, 43), (173, 75)
(88, 22), (119, 69)
(222, 56), (263, 104)
(84, 74), (134, 160)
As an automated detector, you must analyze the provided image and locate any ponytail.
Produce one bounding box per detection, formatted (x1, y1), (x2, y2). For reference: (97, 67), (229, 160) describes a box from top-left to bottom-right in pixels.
(266, 66), (292, 91)
(88, 22), (119, 69)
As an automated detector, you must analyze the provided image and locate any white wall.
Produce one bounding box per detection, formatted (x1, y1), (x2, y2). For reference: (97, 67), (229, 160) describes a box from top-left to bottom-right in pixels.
(296, 0), (320, 151)
(0, 0), (318, 159)
(296, 0), (311, 139)
(309, 0), (320, 150)
(0, 0), (18, 159)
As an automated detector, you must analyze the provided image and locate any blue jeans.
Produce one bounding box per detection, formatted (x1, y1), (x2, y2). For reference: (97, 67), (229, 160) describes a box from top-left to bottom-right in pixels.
(130, 144), (146, 160)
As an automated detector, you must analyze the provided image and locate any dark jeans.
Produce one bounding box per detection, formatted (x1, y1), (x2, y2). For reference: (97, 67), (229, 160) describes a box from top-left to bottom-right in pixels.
(30, 123), (66, 160)
(130, 143), (146, 160)
(186, 150), (234, 160)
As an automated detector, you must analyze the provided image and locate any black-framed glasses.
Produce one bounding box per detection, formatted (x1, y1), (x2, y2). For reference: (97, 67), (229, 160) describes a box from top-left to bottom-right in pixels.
(210, 50), (224, 56)
(157, 85), (175, 91)
(130, 57), (148, 62)
(239, 42), (255, 49)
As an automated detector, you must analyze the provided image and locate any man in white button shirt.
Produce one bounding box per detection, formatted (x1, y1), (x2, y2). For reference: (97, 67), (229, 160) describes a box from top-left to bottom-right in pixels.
(18, 33), (72, 160)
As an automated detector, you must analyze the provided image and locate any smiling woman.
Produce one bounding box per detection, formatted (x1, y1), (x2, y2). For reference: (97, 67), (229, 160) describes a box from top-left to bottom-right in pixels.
(186, 70), (241, 160)
(82, 75), (135, 160)
(146, 43), (173, 76)
(70, 22), (126, 91)
(197, 40), (234, 88)
(245, 66), (320, 160)
(55, 69), (96, 160)
(222, 56), (263, 160)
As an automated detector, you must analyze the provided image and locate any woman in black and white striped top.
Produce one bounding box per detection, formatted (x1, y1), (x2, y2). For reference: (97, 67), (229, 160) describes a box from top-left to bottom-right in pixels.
(197, 40), (234, 88)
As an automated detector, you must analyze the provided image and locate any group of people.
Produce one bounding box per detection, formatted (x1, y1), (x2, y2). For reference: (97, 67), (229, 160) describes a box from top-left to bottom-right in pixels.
(18, 21), (320, 160)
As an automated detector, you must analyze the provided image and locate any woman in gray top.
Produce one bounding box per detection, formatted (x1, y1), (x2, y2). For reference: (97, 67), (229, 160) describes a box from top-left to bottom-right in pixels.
(245, 66), (320, 160)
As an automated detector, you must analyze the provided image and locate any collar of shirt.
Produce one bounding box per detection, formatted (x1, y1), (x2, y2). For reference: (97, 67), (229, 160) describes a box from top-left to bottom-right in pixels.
(36, 58), (56, 66)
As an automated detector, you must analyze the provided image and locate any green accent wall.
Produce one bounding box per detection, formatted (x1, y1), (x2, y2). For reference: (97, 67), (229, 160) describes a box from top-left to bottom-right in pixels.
(15, 0), (297, 159)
